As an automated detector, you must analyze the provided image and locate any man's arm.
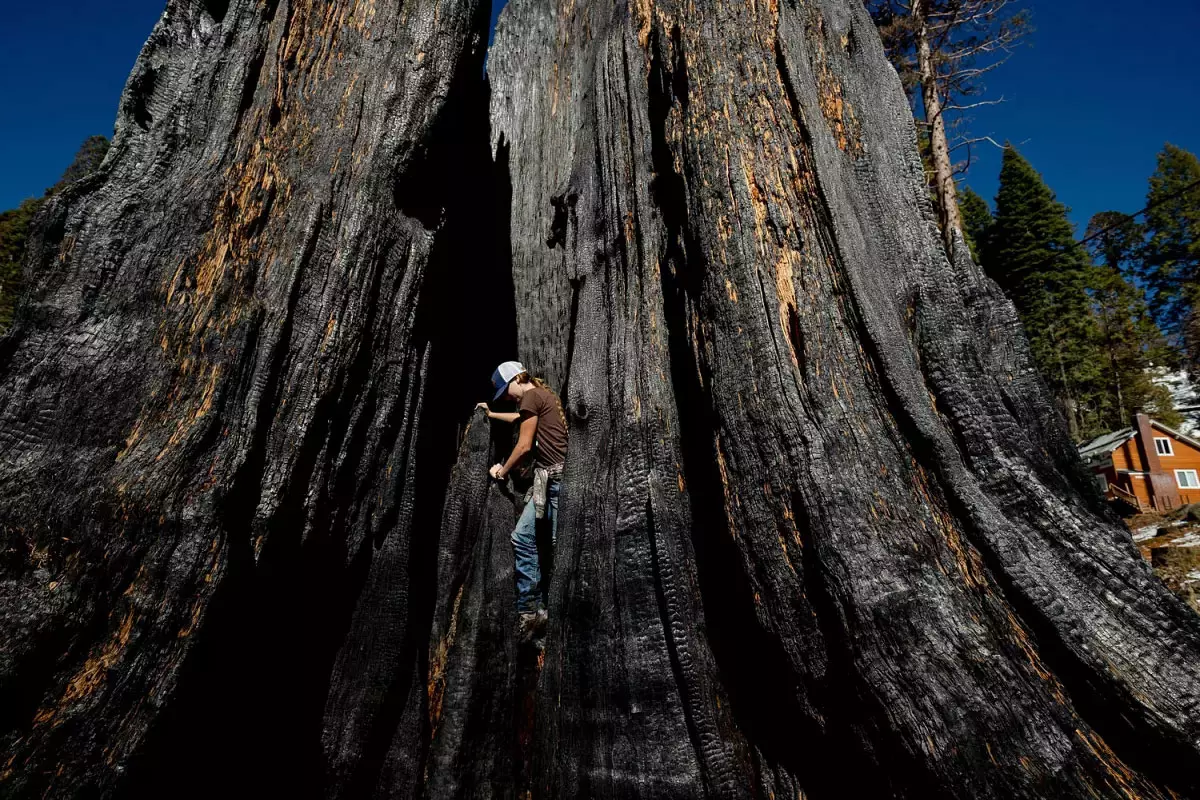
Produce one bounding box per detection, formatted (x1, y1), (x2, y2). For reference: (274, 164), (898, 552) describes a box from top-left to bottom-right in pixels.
(493, 415), (537, 479)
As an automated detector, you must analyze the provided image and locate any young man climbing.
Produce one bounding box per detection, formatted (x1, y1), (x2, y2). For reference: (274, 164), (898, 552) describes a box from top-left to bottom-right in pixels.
(477, 361), (568, 643)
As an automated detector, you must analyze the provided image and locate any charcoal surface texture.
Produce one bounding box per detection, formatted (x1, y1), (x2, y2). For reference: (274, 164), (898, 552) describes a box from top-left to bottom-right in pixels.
(485, 0), (1200, 796)
(0, 0), (506, 796)
(3, 0), (1200, 798)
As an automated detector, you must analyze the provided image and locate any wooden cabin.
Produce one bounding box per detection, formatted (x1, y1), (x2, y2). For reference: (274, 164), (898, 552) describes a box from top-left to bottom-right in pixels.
(1078, 413), (1200, 513)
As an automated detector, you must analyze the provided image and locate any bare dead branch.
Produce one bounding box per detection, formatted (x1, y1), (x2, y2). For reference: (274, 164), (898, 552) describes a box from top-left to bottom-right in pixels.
(943, 97), (1007, 113)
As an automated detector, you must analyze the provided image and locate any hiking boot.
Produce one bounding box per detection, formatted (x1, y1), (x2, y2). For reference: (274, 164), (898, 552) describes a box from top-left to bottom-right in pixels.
(532, 608), (548, 641)
(516, 611), (540, 643)
(516, 608), (549, 645)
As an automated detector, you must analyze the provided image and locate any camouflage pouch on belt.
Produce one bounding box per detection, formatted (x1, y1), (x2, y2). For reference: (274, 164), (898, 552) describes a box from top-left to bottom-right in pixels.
(530, 462), (564, 519)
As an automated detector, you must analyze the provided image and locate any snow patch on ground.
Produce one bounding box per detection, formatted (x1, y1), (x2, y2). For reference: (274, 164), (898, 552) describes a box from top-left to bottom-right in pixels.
(1134, 525), (1162, 542)
(1169, 531), (1200, 547)
(1133, 520), (1187, 541)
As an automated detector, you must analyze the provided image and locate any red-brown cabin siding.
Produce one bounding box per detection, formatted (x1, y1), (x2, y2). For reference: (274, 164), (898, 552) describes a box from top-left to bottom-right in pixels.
(1093, 423), (1200, 510)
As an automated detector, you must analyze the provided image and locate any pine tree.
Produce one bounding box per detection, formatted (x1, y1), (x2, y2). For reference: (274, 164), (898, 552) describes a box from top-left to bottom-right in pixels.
(959, 186), (993, 264)
(984, 147), (1106, 440)
(1085, 211), (1180, 428)
(0, 136), (110, 334)
(1090, 266), (1180, 428)
(1140, 144), (1200, 361)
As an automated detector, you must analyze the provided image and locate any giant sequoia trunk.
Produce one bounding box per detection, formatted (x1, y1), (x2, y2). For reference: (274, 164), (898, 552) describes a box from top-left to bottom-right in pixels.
(0, 0), (507, 796)
(3, 0), (1200, 798)
(479, 0), (1200, 796)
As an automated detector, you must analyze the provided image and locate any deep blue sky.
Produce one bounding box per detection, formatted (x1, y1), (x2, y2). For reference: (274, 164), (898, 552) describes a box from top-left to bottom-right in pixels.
(960, 0), (1200, 230)
(3, 0), (1197, 233)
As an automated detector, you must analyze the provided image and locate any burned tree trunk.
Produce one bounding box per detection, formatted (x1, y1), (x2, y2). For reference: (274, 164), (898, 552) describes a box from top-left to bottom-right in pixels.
(0, 0), (506, 796)
(424, 413), (525, 797)
(477, 0), (1200, 796)
(3, 0), (1200, 797)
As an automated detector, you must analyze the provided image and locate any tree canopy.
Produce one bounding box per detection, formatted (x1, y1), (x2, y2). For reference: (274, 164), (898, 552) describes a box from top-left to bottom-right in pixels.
(983, 148), (1115, 439)
(1139, 144), (1200, 363)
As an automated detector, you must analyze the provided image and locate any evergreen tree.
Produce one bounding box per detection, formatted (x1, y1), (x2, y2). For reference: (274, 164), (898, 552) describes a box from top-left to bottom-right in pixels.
(1139, 143), (1200, 361)
(1086, 211), (1179, 427)
(1087, 210), (1144, 276)
(959, 186), (993, 264)
(0, 135), (110, 334)
(984, 147), (1107, 440)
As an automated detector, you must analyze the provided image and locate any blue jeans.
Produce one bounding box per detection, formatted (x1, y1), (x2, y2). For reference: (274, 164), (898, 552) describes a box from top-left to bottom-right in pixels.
(511, 480), (559, 613)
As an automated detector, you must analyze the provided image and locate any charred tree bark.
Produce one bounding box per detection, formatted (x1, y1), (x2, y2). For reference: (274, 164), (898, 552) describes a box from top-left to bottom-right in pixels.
(0, 0), (506, 796)
(3, 0), (1200, 798)
(424, 413), (527, 798)
(479, 0), (1200, 796)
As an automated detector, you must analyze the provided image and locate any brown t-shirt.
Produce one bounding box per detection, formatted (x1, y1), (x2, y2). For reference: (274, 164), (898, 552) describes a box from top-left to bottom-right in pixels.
(519, 386), (568, 468)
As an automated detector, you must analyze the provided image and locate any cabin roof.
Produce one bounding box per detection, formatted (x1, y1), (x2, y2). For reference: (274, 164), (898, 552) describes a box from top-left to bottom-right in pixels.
(1077, 418), (1200, 462)
(1078, 428), (1134, 461)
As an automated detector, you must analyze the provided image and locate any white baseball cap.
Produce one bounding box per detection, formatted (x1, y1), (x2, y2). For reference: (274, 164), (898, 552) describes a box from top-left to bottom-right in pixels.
(491, 360), (526, 401)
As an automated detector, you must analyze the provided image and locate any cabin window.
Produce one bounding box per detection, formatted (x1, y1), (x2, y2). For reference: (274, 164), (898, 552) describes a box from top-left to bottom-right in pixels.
(1175, 469), (1200, 489)
(1095, 474), (1109, 493)
(1155, 437), (1174, 456)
